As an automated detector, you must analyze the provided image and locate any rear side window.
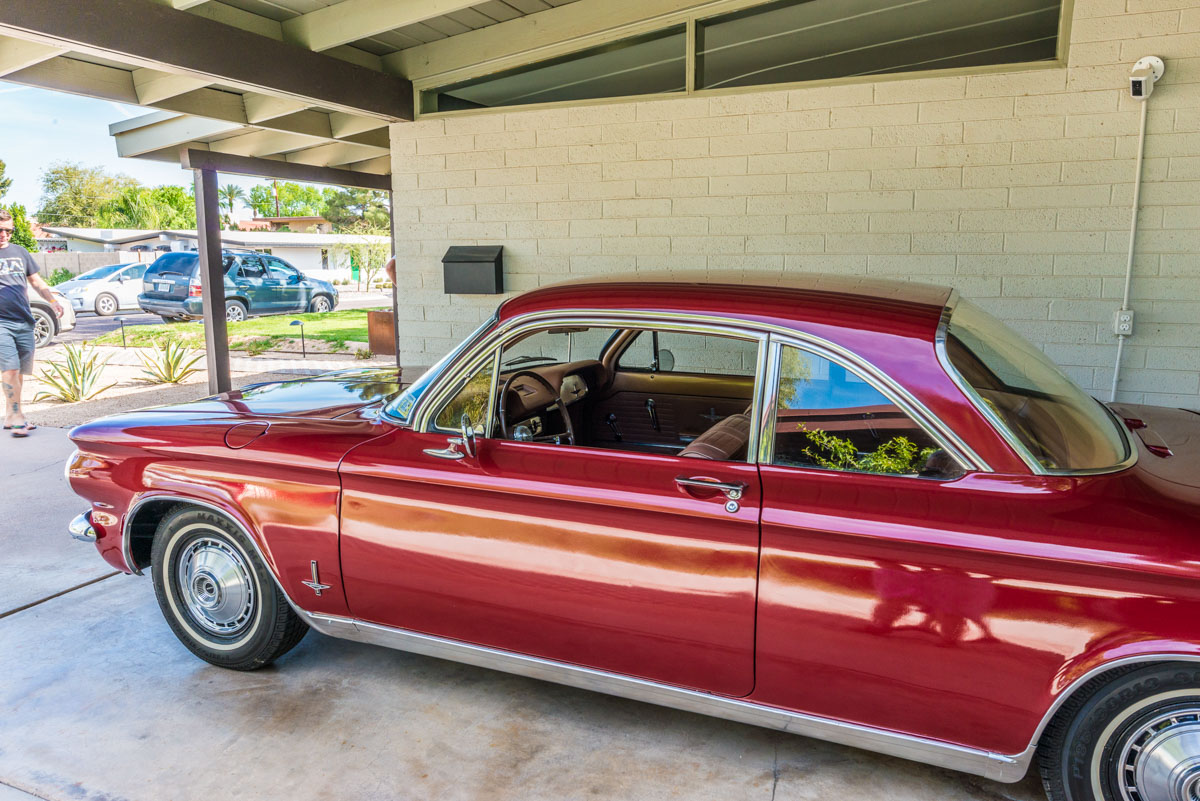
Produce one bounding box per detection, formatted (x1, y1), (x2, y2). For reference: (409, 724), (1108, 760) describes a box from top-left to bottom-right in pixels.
(620, 330), (758, 376)
(773, 345), (961, 479)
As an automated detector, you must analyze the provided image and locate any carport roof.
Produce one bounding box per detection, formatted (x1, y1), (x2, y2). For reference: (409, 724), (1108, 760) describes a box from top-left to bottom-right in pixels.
(0, 0), (734, 174)
(42, 226), (388, 248)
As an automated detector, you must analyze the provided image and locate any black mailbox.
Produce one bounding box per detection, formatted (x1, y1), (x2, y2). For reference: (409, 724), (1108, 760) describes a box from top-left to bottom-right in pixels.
(442, 245), (504, 294)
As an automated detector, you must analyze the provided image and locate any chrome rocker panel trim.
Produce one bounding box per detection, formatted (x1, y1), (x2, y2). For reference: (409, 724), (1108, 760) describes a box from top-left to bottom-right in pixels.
(296, 608), (1026, 782)
(69, 511), (97, 543)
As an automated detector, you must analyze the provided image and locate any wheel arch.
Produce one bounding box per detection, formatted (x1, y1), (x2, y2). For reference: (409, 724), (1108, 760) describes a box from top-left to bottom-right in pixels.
(29, 302), (59, 334)
(1028, 652), (1200, 755)
(310, 292), (334, 310)
(123, 495), (296, 608)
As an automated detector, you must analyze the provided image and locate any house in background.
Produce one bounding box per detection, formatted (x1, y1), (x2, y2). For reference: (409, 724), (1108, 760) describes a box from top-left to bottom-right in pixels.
(39, 226), (388, 280)
(246, 216), (333, 234)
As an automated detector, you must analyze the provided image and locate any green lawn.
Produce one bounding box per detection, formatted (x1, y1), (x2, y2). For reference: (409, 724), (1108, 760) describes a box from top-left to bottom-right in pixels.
(94, 309), (381, 355)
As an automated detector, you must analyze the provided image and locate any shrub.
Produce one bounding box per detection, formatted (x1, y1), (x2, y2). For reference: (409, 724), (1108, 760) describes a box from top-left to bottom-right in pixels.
(47, 267), (74, 286)
(800, 426), (934, 475)
(33, 344), (116, 402)
(137, 340), (204, 384)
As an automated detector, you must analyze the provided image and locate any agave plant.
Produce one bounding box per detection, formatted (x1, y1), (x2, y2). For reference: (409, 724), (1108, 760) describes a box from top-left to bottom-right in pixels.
(138, 340), (205, 385)
(33, 344), (117, 403)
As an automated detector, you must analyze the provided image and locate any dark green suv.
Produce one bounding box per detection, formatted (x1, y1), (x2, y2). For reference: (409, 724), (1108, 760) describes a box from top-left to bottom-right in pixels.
(137, 250), (338, 322)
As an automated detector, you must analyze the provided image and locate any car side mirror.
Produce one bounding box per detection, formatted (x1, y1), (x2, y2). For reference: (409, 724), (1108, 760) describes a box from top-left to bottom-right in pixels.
(657, 348), (675, 372)
(288, 274), (300, 285)
(459, 413), (477, 458)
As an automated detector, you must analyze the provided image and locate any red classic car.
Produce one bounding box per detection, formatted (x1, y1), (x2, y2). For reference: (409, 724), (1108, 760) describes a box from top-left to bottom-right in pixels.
(66, 274), (1200, 801)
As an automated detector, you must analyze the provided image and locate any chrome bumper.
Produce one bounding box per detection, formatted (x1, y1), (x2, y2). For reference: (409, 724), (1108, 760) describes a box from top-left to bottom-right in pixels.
(69, 512), (97, 543)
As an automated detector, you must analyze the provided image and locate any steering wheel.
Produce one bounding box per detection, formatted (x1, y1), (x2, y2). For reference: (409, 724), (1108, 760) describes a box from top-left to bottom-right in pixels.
(499, 370), (576, 445)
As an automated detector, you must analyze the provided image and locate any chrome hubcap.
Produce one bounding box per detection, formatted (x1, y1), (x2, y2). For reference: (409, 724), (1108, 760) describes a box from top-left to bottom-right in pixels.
(1120, 710), (1200, 801)
(177, 537), (255, 636)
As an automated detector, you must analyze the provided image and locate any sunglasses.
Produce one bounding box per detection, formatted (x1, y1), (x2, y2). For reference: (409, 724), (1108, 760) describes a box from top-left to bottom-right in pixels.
(0, 228), (14, 235)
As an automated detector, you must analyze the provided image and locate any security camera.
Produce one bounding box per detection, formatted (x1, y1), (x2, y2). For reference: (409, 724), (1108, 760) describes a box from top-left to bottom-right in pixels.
(1130, 67), (1154, 99)
(1129, 56), (1165, 100)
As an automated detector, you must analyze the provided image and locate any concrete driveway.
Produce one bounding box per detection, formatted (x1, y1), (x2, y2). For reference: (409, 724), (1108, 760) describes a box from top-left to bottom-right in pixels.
(1, 427), (1046, 801)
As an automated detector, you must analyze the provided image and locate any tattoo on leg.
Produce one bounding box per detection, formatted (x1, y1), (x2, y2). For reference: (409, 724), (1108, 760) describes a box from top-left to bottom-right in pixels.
(2, 382), (13, 402)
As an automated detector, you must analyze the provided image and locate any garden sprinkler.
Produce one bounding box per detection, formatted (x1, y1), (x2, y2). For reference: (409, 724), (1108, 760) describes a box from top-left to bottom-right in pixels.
(290, 319), (305, 358)
(115, 316), (127, 348)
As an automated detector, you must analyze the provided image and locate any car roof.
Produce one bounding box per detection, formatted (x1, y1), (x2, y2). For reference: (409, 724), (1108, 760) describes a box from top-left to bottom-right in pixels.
(498, 272), (952, 343)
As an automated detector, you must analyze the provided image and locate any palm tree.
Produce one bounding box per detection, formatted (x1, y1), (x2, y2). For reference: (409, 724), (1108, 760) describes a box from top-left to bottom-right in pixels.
(218, 184), (246, 228)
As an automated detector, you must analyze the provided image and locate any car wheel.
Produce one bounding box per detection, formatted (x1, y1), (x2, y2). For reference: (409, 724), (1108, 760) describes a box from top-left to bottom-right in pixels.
(226, 300), (248, 323)
(151, 507), (308, 670)
(94, 293), (119, 316)
(308, 295), (332, 313)
(31, 306), (56, 348)
(1038, 662), (1200, 801)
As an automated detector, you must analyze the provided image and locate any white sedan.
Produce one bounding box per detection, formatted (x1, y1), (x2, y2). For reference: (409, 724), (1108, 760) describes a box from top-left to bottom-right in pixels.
(58, 262), (149, 316)
(27, 285), (76, 348)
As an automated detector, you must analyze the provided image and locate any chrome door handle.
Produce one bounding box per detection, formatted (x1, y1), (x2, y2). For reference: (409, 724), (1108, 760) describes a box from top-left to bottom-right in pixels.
(674, 476), (746, 501)
(423, 438), (467, 460)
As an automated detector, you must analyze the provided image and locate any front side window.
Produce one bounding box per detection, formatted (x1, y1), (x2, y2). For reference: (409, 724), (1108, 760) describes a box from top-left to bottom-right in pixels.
(433, 354), (495, 434)
(945, 299), (1129, 472)
(773, 345), (960, 478)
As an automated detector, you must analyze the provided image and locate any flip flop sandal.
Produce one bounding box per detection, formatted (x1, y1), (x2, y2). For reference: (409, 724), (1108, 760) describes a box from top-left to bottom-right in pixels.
(10, 424), (33, 438)
(3, 423), (36, 431)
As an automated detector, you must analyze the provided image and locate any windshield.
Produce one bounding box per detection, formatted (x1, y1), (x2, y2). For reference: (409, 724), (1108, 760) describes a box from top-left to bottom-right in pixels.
(383, 313), (499, 424)
(74, 263), (127, 281)
(945, 299), (1129, 472)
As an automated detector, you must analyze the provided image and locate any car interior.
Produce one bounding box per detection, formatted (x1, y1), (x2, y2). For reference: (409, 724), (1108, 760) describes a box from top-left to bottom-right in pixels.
(432, 324), (961, 477)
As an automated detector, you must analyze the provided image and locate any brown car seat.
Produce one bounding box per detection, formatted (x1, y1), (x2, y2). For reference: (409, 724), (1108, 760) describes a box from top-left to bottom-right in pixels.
(679, 412), (752, 461)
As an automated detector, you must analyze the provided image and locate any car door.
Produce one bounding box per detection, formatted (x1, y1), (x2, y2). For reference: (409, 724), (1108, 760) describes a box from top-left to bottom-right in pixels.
(265, 258), (305, 312)
(338, 319), (766, 697)
(235, 255), (269, 312)
(115, 263), (147, 308)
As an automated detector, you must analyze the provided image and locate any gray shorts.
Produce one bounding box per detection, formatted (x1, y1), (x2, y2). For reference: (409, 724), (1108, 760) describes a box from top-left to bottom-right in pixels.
(0, 321), (35, 375)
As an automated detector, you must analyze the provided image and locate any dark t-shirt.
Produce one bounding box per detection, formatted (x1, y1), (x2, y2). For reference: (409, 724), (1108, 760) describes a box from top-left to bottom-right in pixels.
(0, 243), (38, 327)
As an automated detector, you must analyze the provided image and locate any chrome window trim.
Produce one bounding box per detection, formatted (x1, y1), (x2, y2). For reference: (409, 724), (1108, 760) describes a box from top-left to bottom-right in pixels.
(296, 606), (1028, 783)
(411, 308), (991, 473)
(414, 311), (770, 464)
(761, 335), (972, 475)
(935, 291), (1138, 477)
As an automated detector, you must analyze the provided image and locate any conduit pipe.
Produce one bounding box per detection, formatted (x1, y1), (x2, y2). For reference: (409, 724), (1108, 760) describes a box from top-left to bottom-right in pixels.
(1110, 56), (1165, 402)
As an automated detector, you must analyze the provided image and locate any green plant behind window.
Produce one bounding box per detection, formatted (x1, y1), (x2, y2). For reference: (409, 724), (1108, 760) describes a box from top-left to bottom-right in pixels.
(34, 344), (116, 402)
(137, 340), (204, 384)
(800, 426), (934, 475)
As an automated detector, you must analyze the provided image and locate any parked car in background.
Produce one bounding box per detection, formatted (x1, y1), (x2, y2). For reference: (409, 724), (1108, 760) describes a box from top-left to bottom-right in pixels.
(28, 285), (76, 348)
(57, 262), (149, 316)
(137, 250), (338, 323)
(66, 274), (1200, 801)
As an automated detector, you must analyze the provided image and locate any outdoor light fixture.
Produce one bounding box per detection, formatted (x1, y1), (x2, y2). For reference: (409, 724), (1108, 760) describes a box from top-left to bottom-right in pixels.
(290, 319), (306, 359)
(114, 316), (127, 348)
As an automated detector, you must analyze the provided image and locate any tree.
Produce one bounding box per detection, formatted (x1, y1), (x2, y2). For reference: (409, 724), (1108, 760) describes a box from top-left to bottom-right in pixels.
(96, 185), (196, 229)
(0, 158), (11, 203)
(218, 184), (246, 228)
(247, 181), (324, 218)
(322, 188), (390, 230)
(337, 221), (390, 290)
(37, 162), (139, 227)
(1, 204), (39, 252)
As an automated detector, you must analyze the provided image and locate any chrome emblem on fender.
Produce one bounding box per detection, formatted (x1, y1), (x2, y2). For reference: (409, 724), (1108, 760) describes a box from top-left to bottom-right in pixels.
(302, 560), (331, 596)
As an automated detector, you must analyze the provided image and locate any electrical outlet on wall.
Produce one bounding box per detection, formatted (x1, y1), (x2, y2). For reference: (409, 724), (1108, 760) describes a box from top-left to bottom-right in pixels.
(1114, 309), (1135, 336)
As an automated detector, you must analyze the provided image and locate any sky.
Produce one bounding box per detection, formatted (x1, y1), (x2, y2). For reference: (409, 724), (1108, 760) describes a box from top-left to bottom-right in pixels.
(0, 84), (265, 217)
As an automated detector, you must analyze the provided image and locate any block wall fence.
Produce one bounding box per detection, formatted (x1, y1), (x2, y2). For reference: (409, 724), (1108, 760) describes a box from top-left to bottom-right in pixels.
(390, 0), (1200, 410)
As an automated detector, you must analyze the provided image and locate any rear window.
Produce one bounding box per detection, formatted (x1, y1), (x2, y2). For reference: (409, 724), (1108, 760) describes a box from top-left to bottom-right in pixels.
(144, 253), (198, 278)
(144, 253), (237, 278)
(945, 299), (1130, 472)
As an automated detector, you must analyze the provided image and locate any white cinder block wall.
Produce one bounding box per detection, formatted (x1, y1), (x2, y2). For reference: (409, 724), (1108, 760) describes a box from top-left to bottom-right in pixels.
(391, 0), (1200, 409)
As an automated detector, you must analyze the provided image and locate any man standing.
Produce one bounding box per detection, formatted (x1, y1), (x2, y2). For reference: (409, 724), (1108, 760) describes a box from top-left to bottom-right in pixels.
(0, 208), (61, 437)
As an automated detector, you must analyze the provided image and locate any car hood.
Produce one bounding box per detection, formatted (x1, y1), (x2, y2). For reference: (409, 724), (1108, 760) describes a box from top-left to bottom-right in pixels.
(1110, 402), (1200, 490)
(144, 367), (404, 420)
